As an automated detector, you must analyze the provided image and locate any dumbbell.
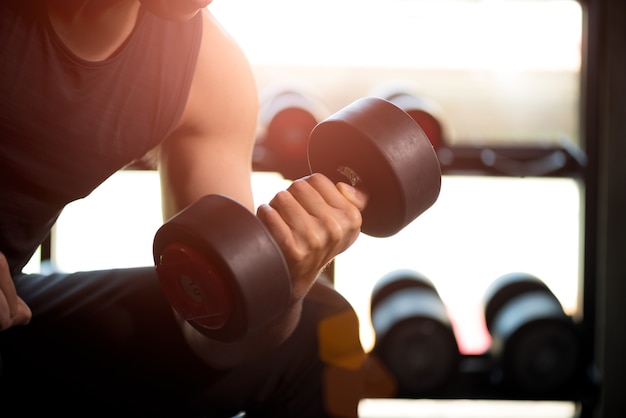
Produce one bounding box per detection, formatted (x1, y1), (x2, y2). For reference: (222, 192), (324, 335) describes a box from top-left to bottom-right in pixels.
(254, 89), (321, 180)
(370, 269), (460, 396)
(153, 97), (442, 342)
(482, 272), (581, 394)
(382, 92), (445, 151)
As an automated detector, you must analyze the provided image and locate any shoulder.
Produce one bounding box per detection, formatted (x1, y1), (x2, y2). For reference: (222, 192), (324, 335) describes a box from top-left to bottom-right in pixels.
(176, 9), (259, 135)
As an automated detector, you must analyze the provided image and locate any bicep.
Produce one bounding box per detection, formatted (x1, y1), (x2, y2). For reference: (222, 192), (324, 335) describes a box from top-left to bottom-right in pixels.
(158, 10), (259, 220)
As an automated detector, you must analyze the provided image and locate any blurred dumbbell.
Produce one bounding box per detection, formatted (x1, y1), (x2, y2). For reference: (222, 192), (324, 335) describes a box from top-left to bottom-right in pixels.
(254, 89), (322, 180)
(376, 90), (446, 151)
(370, 270), (459, 396)
(154, 97), (442, 342)
(482, 272), (581, 394)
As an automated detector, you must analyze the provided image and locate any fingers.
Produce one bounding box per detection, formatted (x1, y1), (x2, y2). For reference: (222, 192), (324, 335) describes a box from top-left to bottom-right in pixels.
(256, 174), (365, 299)
(0, 251), (32, 330)
(259, 174), (363, 252)
(286, 173), (364, 225)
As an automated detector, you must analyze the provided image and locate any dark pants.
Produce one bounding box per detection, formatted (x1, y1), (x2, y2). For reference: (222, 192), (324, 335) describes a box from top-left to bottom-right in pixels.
(0, 267), (366, 417)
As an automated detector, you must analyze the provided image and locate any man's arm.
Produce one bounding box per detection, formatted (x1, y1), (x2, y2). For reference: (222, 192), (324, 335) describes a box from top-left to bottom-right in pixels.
(159, 10), (366, 369)
(159, 11), (258, 218)
(158, 9), (268, 368)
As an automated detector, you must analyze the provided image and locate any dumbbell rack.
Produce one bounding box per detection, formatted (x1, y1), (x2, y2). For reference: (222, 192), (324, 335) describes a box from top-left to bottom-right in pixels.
(252, 135), (598, 412)
(250, 107), (599, 414)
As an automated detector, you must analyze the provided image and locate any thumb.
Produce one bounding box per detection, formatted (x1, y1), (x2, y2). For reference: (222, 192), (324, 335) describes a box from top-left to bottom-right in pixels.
(336, 182), (369, 212)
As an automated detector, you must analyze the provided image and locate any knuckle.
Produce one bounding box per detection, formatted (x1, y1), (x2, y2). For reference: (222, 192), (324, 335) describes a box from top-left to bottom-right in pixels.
(269, 190), (294, 207)
(323, 218), (344, 243)
(346, 204), (363, 229)
(284, 243), (308, 272)
(287, 178), (311, 195)
(306, 172), (329, 186)
(290, 246), (308, 265)
(306, 228), (327, 250)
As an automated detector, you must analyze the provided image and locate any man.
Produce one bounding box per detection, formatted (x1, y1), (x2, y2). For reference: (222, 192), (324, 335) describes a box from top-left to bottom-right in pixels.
(0, 1), (370, 416)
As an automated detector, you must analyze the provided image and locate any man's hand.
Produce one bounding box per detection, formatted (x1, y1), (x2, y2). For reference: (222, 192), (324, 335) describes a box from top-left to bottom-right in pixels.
(0, 252), (32, 330)
(257, 173), (368, 303)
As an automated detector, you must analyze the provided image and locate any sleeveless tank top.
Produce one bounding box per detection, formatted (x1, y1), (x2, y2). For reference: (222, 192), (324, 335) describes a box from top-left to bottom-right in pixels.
(0, 1), (203, 274)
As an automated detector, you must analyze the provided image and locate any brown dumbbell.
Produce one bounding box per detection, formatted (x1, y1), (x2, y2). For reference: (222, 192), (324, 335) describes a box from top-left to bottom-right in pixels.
(153, 97), (442, 342)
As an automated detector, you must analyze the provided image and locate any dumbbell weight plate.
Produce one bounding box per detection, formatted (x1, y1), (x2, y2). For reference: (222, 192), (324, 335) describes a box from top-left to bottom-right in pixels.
(384, 92), (445, 150)
(371, 270), (459, 396)
(308, 97), (441, 237)
(483, 272), (552, 334)
(256, 90), (320, 180)
(482, 272), (580, 394)
(153, 195), (292, 342)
